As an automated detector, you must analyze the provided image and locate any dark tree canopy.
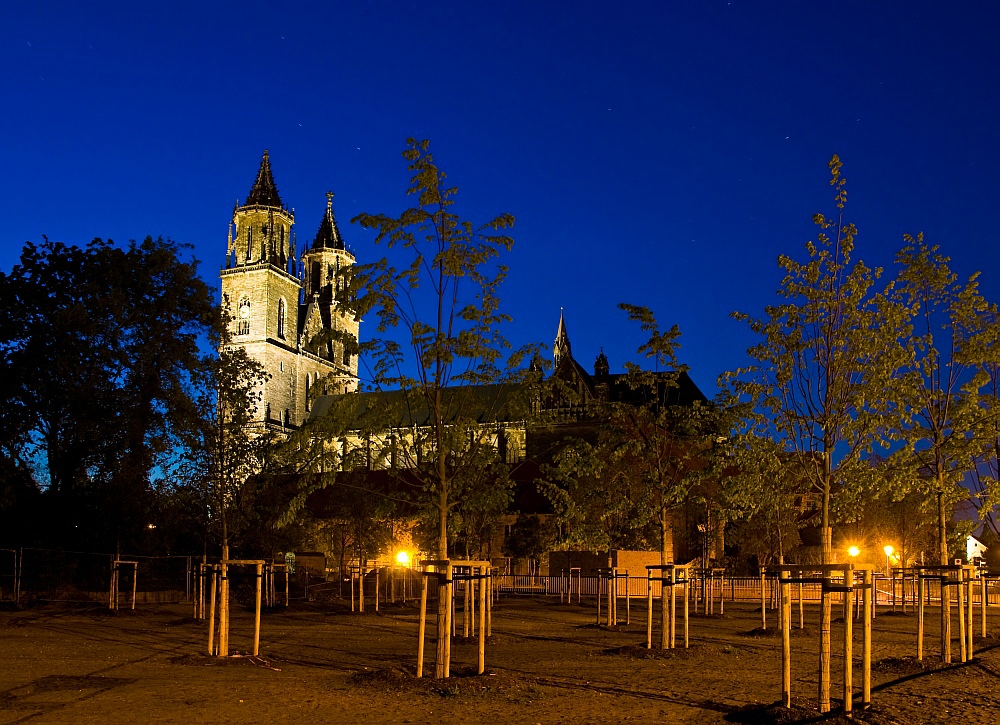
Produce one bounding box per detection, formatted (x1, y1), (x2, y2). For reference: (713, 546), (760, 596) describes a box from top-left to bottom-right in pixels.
(0, 236), (219, 552)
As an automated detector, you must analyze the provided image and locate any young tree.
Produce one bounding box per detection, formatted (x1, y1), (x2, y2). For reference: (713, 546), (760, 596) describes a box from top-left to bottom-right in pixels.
(724, 156), (908, 564)
(971, 360), (1000, 540)
(346, 139), (537, 561)
(613, 305), (719, 568)
(886, 237), (996, 661)
(720, 430), (811, 568)
(888, 237), (994, 566)
(318, 139), (541, 677)
(539, 436), (658, 553)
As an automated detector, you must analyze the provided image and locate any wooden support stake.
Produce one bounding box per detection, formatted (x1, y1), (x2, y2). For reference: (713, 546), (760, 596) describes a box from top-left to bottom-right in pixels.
(683, 576), (689, 648)
(660, 571), (668, 649)
(219, 557), (229, 657)
(625, 571), (630, 625)
(375, 568), (380, 613)
(607, 571), (614, 627)
(982, 576), (988, 639)
(486, 572), (493, 637)
(966, 575), (974, 661)
(417, 574), (429, 678)
(843, 569), (854, 715)
(207, 568), (218, 656)
(596, 574), (602, 625)
(780, 570), (791, 708)
(862, 570), (872, 707)
(669, 568), (677, 649)
(253, 563), (262, 657)
(917, 574), (924, 660)
(957, 571), (967, 663)
(444, 562), (453, 678)
(798, 582), (804, 629)
(464, 575), (471, 638)
(720, 574), (725, 616)
(761, 571), (767, 630)
(646, 576), (653, 649)
(478, 574), (487, 675)
(942, 573), (951, 663)
(819, 580), (831, 714)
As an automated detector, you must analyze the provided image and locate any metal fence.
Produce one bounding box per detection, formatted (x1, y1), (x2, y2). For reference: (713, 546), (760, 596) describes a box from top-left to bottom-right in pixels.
(9, 548), (192, 605)
(495, 573), (1000, 607)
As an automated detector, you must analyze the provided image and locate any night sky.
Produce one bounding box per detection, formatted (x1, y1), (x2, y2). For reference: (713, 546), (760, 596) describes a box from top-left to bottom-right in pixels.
(4, 2), (999, 396)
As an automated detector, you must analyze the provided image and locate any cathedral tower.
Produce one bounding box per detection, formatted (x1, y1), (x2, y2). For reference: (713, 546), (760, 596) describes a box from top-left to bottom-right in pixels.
(221, 152), (359, 428)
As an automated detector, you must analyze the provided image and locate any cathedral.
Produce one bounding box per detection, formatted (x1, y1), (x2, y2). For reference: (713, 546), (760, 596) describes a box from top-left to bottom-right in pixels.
(221, 151), (716, 565)
(220, 152), (360, 428)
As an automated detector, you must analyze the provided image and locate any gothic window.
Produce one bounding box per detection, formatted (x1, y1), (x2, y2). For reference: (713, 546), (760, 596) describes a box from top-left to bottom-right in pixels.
(277, 298), (286, 339)
(246, 227), (253, 261)
(237, 297), (251, 335)
(305, 373), (311, 412)
(342, 345), (350, 366)
(284, 409), (290, 427)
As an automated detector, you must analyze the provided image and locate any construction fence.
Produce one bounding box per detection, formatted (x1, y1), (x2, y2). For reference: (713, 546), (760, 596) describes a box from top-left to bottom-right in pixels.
(495, 572), (1000, 608)
(1, 548), (192, 605)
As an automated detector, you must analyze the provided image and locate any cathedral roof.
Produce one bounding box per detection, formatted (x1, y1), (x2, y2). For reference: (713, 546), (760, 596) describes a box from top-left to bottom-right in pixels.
(245, 150), (283, 208)
(312, 192), (346, 250)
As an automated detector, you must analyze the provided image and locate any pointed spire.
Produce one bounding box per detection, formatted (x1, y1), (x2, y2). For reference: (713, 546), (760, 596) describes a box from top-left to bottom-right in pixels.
(245, 150), (283, 208)
(554, 308), (572, 367)
(311, 190), (345, 250)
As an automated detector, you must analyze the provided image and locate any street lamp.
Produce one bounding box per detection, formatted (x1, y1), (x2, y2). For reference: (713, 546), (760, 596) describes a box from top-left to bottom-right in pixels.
(883, 545), (894, 575)
(848, 546), (860, 559)
(395, 550), (411, 567)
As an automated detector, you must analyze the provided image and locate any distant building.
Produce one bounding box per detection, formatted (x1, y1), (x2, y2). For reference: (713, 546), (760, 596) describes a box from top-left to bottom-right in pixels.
(223, 153), (712, 564)
(220, 151), (359, 429)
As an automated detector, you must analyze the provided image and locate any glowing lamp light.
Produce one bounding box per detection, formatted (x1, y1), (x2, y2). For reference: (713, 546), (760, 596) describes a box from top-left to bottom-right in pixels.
(883, 545), (894, 558)
(848, 546), (860, 558)
(396, 551), (410, 566)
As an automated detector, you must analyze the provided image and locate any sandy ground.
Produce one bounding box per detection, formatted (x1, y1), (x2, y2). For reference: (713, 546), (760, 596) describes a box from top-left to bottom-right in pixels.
(0, 595), (998, 724)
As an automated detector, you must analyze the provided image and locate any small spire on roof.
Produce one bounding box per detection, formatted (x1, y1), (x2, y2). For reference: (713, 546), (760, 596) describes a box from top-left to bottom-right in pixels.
(554, 309), (571, 367)
(245, 150), (283, 208)
(311, 191), (345, 250)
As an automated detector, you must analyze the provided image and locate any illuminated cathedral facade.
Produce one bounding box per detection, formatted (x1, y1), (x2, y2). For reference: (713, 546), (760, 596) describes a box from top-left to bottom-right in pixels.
(220, 151), (360, 428)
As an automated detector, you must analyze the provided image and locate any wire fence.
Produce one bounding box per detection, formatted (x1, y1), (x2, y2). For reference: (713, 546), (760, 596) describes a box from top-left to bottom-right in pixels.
(495, 573), (1000, 607)
(7, 548), (192, 605)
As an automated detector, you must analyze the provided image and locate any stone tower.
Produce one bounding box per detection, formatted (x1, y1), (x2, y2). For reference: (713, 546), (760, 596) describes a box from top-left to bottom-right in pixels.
(220, 151), (359, 428)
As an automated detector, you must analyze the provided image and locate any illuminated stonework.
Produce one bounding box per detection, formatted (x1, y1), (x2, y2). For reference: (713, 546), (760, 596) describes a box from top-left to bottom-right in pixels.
(220, 151), (360, 428)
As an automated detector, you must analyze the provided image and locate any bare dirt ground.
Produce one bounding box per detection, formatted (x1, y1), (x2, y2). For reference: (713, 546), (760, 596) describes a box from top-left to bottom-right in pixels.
(1, 596), (998, 724)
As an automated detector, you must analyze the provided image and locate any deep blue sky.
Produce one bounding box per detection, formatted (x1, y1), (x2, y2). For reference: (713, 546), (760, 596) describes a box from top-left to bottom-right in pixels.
(4, 2), (999, 396)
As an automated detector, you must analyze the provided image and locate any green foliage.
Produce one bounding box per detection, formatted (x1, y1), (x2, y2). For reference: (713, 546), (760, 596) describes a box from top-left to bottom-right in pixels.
(0, 236), (218, 551)
(179, 344), (272, 553)
(540, 305), (722, 563)
(539, 437), (658, 552)
(502, 514), (556, 563)
(723, 156), (909, 561)
(885, 236), (996, 563)
(328, 138), (540, 558)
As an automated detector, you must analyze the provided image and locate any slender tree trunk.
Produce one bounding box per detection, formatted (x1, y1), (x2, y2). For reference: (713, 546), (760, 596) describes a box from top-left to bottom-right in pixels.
(938, 488), (951, 663)
(821, 445), (832, 565)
